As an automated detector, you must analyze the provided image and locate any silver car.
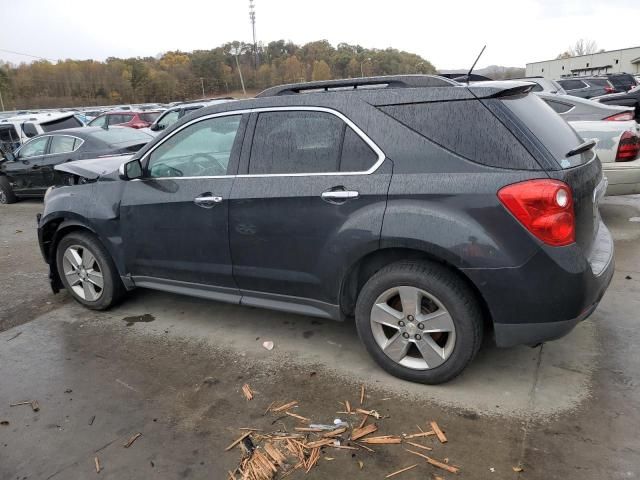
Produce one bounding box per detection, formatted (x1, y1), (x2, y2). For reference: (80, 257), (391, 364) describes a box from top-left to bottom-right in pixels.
(536, 92), (635, 122)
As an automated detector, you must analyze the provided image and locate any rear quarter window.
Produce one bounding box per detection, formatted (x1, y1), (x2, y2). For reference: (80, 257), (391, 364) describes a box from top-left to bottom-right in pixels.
(380, 100), (540, 170)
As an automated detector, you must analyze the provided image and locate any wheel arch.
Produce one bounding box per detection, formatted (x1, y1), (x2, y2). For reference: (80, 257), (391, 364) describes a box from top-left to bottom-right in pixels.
(339, 246), (493, 331)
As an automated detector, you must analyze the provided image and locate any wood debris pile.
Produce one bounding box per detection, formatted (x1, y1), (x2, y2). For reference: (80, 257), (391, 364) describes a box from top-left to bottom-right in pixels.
(226, 384), (463, 479)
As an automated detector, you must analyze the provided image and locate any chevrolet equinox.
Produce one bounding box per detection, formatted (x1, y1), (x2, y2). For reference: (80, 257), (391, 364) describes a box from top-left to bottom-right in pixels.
(37, 75), (615, 384)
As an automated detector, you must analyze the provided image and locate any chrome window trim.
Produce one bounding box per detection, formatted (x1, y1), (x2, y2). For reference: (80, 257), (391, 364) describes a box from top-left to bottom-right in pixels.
(138, 106), (386, 180)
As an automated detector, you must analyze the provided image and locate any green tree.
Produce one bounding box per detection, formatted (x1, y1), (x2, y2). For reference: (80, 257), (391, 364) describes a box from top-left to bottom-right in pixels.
(312, 60), (331, 81)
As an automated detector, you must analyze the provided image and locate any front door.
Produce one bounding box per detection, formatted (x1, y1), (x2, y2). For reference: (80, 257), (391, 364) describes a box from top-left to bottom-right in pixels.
(229, 109), (391, 307)
(120, 113), (247, 292)
(6, 136), (50, 194)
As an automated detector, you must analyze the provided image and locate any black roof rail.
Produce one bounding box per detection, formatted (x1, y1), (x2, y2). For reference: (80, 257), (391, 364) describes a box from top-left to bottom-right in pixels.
(255, 75), (458, 97)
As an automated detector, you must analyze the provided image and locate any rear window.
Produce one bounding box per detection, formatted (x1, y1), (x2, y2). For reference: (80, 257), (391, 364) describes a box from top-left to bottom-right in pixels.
(501, 94), (586, 168)
(558, 79), (586, 90)
(41, 116), (83, 132)
(381, 100), (540, 170)
(88, 128), (152, 145)
(140, 112), (161, 123)
(608, 75), (636, 88)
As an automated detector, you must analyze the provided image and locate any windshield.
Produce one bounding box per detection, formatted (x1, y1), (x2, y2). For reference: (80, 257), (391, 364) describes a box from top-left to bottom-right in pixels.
(88, 127), (152, 145)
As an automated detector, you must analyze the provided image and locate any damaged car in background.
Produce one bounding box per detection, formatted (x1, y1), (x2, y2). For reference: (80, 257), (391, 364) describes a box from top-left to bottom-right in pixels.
(0, 126), (153, 203)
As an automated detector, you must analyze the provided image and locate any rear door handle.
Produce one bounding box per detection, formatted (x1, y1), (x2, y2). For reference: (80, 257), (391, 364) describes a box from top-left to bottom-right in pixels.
(321, 190), (359, 203)
(194, 193), (223, 208)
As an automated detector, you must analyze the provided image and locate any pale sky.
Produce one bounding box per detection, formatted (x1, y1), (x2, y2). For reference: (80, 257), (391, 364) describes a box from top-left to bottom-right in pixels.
(0, 0), (639, 70)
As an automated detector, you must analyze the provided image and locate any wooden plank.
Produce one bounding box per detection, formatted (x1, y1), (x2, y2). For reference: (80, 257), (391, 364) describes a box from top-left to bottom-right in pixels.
(404, 430), (435, 439)
(350, 423), (378, 441)
(284, 411), (310, 422)
(354, 408), (380, 419)
(271, 401), (298, 413)
(385, 464), (418, 478)
(405, 449), (459, 474)
(404, 441), (432, 451)
(123, 432), (142, 448)
(224, 431), (252, 451)
(360, 385), (365, 405)
(359, 435), (401, 444)
(430, 421), (447, 443)
(94, 456), (101, 473)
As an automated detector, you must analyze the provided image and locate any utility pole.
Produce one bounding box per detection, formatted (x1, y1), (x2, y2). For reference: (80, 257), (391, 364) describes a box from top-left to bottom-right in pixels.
(249, 0), (258, 69)
(200, 77), (205, 98)
(0, 88), (4, 111)
(233, 50), (247, 96)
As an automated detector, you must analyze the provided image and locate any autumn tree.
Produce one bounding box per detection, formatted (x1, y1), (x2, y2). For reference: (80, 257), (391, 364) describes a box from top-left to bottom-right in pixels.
(312, 60), (331, 81)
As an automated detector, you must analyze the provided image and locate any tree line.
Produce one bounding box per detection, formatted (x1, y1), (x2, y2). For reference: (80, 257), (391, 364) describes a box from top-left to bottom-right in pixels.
(0, 40), (436, 109)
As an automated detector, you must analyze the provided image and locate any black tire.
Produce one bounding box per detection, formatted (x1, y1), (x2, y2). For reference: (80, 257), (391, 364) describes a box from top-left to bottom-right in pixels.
(55, 231), (125, 310)
(355, 261), (483, 384)
(0, 176), (17, 204)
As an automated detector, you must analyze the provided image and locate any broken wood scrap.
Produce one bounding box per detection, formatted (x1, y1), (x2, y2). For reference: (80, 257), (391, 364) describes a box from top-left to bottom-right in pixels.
(404, 430), (435, 439)
(304, 438), (335, 449)
(94, 456), (101, 473)
(405, 448), (460, 474)
(360, 384), (365, 405)
(430, 421), (447, 443)
(225, 431), (253, 451)
(270, 401), (298, 413)
(359, 435), (401, 444)
(263, 443), (286, 464)
(385, 464), (418, 478)
(10, 400), (39, 412)
(294, 427), (323, 433)
(350, 423), (378, 440)
(345, 400), (352, 413)
(241, 384), (254, 401)
(322, 426), (347, 438)
(404, 440), (432, 451)
(354, 442), (375, 453)
(304, 447), (321, 473)
(123, 432), (142, 448)
(284, 411), (309, 422)
(355, 408), (380, 419)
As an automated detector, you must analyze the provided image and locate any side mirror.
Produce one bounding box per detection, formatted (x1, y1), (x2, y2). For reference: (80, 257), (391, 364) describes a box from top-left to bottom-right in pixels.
(150, 123), (164, 132)
(23, 123), (38, 138)
(119, 159), (143, 180)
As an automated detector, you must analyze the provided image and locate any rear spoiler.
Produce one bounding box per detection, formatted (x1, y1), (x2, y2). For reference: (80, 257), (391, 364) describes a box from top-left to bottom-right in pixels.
(467, 81), (535, 99)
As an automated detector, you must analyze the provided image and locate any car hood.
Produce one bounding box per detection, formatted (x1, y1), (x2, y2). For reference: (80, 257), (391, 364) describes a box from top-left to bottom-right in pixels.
(54, 155), (133, 179)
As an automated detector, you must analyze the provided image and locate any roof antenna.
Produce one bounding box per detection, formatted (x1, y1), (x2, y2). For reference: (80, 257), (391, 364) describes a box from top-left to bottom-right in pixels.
(466, 45), (487, 84)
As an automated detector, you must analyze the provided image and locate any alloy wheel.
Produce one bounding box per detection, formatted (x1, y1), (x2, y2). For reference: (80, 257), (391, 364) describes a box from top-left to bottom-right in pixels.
(369, 286), (456, 370)
(62, 245), (104, 301)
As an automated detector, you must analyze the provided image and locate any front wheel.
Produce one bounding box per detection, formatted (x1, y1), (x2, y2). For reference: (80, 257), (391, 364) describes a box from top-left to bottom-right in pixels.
(55, 231), (124, 310)
(355, 261), (483, 384)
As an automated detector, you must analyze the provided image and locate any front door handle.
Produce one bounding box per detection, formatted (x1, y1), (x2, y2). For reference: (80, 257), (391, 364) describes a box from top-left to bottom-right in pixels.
(321, 189), (359, 204)
(194, 193), (223, 208)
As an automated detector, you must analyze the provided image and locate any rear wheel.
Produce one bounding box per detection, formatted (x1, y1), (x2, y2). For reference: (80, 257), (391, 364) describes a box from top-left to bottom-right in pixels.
(0, 177), (17, 204)
(55, 231), (124, 310)
(355, 261), (483, 384)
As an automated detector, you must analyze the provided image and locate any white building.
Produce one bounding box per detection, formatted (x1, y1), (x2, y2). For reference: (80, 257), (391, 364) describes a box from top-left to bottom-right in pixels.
(526, 46), (640, 79)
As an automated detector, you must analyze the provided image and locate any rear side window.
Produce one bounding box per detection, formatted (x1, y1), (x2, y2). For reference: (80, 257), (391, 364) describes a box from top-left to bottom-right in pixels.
(381, 100), (539, 169)
(559, 79), (586, 91)
(340, 127), (378, 172)
(41, 116), (83, 132)
(249, 111), (343, 174)
(49, 135), (79, 154)
(501, 94), (586, 168)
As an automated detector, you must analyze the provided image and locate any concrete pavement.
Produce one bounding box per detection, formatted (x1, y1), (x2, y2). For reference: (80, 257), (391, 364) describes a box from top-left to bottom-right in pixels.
(0, 197), (639, 479)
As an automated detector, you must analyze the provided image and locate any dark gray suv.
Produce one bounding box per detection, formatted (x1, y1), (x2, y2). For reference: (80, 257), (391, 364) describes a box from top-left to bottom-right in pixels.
(37, 75), (614, 384)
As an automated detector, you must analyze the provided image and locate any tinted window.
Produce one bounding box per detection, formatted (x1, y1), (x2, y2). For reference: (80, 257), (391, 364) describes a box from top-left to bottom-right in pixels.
(249, 111), (343, 174)
(559, 79), (586, 90)
(108, 114), (134, 125)
(530, 83), (543, 92)
(18, 136), (48, 158)
(381, 100), (538, 169)
(88, 115), (107, 127)
(340, 127), (378, 172)
(587, 79), (609, 87)
(40, 116), (83, 132)
(49, 135), (78, 154)
(501, 94), (586, 168)
(88, 127), (152, 145)
(544, 99), (573, 114)
(148, 115), (241, 178)
(140, 112), (160, 123)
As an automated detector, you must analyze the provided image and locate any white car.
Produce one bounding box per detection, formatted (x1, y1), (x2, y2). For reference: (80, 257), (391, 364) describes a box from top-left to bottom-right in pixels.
(570, 120), (640, 195)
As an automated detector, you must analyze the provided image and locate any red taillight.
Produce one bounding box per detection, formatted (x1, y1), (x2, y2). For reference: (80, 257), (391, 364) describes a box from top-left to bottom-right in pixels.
(498, 179), (575, 247)
(616, 131), (640, 162)
(130, 122), (146, 129)
(604, 112), (634, 121)
(604, 86), (615, 93)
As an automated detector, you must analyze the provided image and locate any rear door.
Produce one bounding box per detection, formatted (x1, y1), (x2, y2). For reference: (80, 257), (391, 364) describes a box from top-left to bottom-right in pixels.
(120, 113), (247, 291)
(45, 135), (83, 186)
(229, 108), (391, 309)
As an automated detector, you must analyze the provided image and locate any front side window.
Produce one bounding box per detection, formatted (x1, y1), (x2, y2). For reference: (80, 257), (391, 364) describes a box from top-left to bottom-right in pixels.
(249, 111), (343, 174)
(157, 110), (180, 130)
(147, 115), (241, 178)
(18, 136), (49, 158)
(49, 135), (79, 154)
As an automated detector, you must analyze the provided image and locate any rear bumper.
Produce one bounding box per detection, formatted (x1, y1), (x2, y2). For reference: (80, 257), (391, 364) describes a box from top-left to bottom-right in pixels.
(603, 159), (640, 196)
(463, 221), (615, 347)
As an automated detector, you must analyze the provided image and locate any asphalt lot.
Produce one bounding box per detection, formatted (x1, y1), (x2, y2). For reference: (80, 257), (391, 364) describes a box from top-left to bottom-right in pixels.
(1, 197), (639, 479)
